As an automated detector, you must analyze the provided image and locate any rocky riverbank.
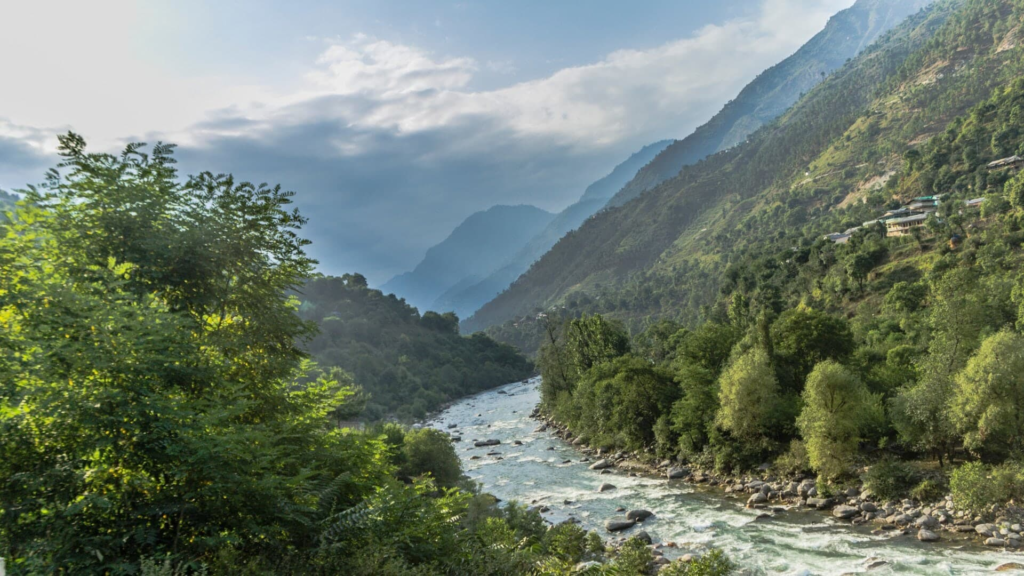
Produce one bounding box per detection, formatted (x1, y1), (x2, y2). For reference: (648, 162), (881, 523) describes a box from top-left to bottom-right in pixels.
(530, 409), (1024, 557)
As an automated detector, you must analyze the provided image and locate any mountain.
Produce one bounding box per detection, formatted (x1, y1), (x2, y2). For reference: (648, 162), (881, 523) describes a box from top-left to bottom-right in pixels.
(380, 204), (553, 312)
(431, 140), (671, 318)
(608, 0), (934, 208)
(466, 0), (1018, 338)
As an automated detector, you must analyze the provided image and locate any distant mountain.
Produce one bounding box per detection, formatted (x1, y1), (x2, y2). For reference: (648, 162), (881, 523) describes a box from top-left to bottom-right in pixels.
(380, 204), (553, 312)
(432, 140), (671, 318)
(607, 0), (934, 208)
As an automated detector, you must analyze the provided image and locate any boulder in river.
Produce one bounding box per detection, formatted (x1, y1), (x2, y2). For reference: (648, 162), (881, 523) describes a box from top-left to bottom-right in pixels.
(996, 563), (1024, 571)
(806, 497), (834, 510)
(605, 518), (636, 532)
(447, 423), (457, 429)
(634, 530), (652, 545)
(747, 493), (768, 507)
(986, 537), (1007, 547)
(626, 509), (654, 522)
(474, 439), (501, 447)
(917, 529), (939, 542)
(598, 483), (616, 493)
(589, 459), (613, 470)
(976, 523), (999, 537)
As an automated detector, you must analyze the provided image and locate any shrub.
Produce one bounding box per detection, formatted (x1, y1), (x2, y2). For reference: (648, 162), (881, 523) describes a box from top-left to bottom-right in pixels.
(910, 479), (946, 504)
(659, 549), (735, 575)
(610, 537), (654, 574)
(861, 458), (918, 501)
(774, 440), (811, 477)
(950, 461), (1024, 513)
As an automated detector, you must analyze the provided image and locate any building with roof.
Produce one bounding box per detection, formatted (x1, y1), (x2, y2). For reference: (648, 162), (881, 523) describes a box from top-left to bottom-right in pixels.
(987, 155), (1023, 170)
(886, 213), (930, 237)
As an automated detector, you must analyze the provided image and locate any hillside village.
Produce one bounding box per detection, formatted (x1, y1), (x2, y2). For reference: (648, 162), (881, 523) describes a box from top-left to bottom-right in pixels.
(824, 155), (1023, 243)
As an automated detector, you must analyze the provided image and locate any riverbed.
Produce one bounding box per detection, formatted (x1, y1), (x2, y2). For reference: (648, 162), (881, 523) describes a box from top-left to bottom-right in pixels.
(427, 379), (1023, 575)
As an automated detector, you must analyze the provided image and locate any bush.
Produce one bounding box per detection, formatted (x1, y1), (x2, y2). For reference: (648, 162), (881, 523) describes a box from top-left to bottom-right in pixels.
(400, 428), (464, 488)
(610, 537), (654, 574)
(950, 461), (1024, 513)
(910, 479), (946, 504)
(774, 440), (811, 477)
(659, 549), (734, 575)
(861, 458), (919, 501)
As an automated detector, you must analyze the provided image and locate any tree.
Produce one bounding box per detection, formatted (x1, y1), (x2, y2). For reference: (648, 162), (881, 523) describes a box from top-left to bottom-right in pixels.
(950, 330), (1024, 456)
(564, 315), (630, 378)
(0, 135), (393, 571)
(797, 361), (877, 479)
(716, 347), (780, 443)
(845, 252), (874, 291)
(1007, 171), (1024, 210)
(670, 364), (719, 458)
(770, 308), (855, 393)
(400, 428), (464, 488)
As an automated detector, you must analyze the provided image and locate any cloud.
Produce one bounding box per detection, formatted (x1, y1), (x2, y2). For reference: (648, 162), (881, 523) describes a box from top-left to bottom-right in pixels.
(0, 0), (855, 283)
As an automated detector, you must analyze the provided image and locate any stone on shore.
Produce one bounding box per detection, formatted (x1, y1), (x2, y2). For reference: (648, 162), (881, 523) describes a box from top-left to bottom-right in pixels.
(667, 467), (689, 479)
(976, 523), (999, 537)
(917, 529), (939, 542)
(986, 537), (1008, 547)
(833, 505), (860, 520)
(747, 493), (768, 507)
(589, 459), (613, 470)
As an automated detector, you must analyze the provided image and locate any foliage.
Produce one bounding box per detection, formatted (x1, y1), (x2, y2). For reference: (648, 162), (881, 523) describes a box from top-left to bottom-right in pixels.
(951, 329), (1024, 456)
(716, 348), (780, 444)
(797, 361), (878, 479)
(862, 458), (920, 502)
(948, 461), (1024, 514)
(910, 479), (947, 504)
(298, 275), (533, 421)
(658, 550), (735, 576)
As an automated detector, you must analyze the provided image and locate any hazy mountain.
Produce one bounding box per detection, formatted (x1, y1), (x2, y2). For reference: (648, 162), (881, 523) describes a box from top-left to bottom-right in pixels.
(380, 204), (553, 312)
(431, 140), (671, 318)
(607, 0), (934, 208)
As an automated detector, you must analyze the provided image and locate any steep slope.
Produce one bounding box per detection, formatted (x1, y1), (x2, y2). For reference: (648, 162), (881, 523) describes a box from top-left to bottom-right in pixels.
(432, 140), (670, 318)
(381, 204), (553, 312)
(608, 0), (934, 208)
(467, 0), (1011, 335)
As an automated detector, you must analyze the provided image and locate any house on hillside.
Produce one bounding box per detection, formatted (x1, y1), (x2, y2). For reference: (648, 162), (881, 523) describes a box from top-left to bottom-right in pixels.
(907, 196), (941, 212)
(886, 213), (930, 237)
(825, 232), (852, 244)
(987, 155), (1023, 170)
(964, 197), (986, 208)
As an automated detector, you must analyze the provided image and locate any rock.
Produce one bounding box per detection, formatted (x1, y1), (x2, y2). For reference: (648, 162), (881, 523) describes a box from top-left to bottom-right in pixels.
(865, 560), (888, 570)
(486, 451), (501, 456)
(917, 529), (939, 542)
(513, 440), (523, 446)
(996, 562), (1024, 571)
(806, 497), (834, 510)
(634, 530), (653, 545)
(915, 515), (938, 529)
(589, 459), (613, 471)
(860, 502), (878, 513)
(833, 506), (860, 520)
(598, 483), (617, 493)
(447, 423), (457, 429)
(986, 537), (1008, 547)
(605, 518), (636, 532)
(474, 439), (500, 447)
(626, 510), (654, 522)
(976, 523), (1000, 537)
(615, 507), (626, 512)
(667, 467), (689, 479)
(747, 493), (768, 507)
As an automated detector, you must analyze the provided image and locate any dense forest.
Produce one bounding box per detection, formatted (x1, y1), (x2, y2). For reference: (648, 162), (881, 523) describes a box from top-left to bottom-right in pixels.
(537, 62), (1024, 513)
(295, 275), (533, 421)
(0, 136), (736, 574)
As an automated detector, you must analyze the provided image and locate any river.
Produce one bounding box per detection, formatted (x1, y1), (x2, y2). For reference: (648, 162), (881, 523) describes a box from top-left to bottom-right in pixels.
(426, 379), (1024, 575)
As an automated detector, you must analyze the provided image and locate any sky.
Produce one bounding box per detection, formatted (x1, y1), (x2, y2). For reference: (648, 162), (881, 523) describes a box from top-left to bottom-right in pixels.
(0, 0), (855, 284)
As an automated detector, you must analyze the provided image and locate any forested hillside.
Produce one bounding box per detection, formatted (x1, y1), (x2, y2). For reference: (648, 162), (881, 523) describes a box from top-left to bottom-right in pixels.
(536, 0), (1024, 520)
(296, 275), (533, 420)
(470, 0), (1024, 343)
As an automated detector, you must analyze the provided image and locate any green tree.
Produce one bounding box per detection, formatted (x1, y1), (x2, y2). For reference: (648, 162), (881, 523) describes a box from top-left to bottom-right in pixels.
(797, 361), (878, 479)
(400, 428), (464, 488)
(951, 330), (1024, 456)
(770, 308), (855, 392)
(716, 347), (780, 443)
